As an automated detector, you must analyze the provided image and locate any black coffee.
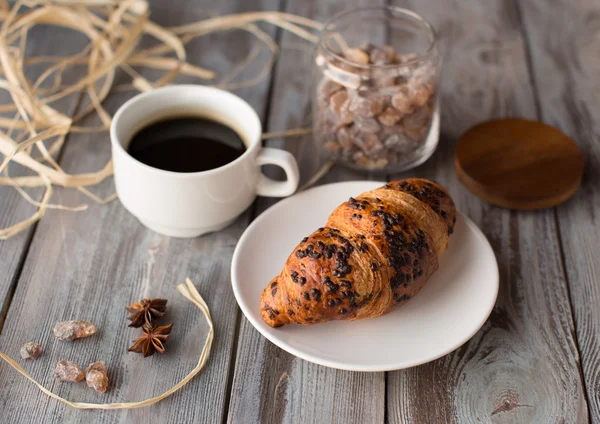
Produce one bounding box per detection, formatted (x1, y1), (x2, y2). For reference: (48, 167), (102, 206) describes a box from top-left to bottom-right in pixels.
(127, 116), (246, 172)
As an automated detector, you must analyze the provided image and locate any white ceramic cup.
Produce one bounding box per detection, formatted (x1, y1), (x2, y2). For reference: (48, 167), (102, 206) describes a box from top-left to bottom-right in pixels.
(111, 85), (300, 238)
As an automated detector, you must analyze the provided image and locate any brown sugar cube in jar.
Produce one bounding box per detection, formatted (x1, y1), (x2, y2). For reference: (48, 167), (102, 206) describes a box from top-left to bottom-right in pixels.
(378, 76), (400, 88)
(348, 93), (385, 118)
(318, 78), (343, 99)
(372, 158), (389, 168)
(338, 102), (355, 126)
(329, 91), (349, 116)
(410, 80), (435, 107)
(403, 105), (433, 131)
(344, 48), (370, 65)
(391, 87), (415, 116)
(404, 126), (429, 142)
(397, 52), (419, 63)
(317, 78), (343, 109)
(352, 150), (369, 165)
(354, 116), (381, 133)
(324, 140), (342, 154)
(336, 127), (354, 149)
(354, 132), (384, 157)
(378, 107), (404, 127)
(383, 132), (414, 153)
(359, 42), (375, 54)
(401, 106), (433, 141)
(369, 45), (395, 65)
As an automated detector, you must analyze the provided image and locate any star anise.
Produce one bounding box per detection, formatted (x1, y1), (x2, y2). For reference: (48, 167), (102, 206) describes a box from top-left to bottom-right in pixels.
(126, 298), (167, 327)
(128, 323), (173, 357)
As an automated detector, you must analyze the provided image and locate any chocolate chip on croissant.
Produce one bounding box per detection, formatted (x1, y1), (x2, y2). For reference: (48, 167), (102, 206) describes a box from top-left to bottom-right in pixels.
(260, 178), (456, 327)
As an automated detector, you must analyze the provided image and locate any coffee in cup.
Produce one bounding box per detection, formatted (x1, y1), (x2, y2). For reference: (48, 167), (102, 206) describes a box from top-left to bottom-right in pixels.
(110, 85), (300, 238)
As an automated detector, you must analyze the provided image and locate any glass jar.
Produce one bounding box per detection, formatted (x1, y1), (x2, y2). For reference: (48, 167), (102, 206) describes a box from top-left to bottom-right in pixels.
(313, 6), (441, 173)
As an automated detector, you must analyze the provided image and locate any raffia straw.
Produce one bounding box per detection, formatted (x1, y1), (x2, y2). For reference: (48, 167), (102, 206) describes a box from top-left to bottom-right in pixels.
(76, 186), (117, 204)
(3, 170), (87, 210)
(46, 0), (148, 16)
(217, 41), (261, 86)
(0, 173), (51, 240)
(127, 57), (215, 80)
(0, 125), (69, 173)
(169, 11), (322, 36)
(0, 278), (214, 409)
(262, 127), (312, 140)
(213, 23), (278, 91)
(0, 1), (328, 240)
(0, 175), (48, 187)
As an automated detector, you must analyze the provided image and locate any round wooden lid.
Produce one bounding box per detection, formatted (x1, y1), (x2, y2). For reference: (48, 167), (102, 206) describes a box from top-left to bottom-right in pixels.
(455, 118), (584, 210)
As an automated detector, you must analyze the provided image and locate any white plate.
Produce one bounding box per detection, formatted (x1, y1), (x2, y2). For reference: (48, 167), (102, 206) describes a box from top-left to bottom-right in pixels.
(231, 181), (499, 371)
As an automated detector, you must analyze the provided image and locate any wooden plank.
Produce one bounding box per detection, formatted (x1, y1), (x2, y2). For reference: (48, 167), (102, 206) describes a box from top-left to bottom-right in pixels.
(0, 25), (88, 328)
(385, 0), (589, 422)
(225, 1), (387, 423)
(516, 0), (599, 420)
(0, 0), (279, 422)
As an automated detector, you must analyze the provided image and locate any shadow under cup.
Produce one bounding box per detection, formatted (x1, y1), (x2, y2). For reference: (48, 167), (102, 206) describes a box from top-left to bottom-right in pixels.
(110, 85), (263, 238)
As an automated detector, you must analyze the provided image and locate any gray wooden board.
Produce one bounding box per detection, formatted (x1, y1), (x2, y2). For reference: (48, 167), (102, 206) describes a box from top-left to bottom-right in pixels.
(0, 25), (88, 329)
(0, 0), (279, 422)
(0, 1), (597, 423)
(226, 1), (387, 424)
(385, 0), (589, 423)
(517, 0), (600, 420)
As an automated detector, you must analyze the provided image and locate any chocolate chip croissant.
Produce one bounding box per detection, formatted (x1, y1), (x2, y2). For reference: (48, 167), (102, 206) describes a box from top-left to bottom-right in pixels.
(260, 179), (456, 327)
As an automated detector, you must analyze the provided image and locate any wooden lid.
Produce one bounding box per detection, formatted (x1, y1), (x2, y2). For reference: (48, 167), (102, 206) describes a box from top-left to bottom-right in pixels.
(455, 118), (584, 210)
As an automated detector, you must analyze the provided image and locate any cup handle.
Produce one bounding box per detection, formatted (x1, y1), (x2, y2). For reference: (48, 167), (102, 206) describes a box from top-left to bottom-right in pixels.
(255, 147), (300, 197)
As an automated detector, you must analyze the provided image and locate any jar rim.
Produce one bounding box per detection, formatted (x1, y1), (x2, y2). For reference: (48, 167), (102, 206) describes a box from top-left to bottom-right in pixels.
(319, 6), (438, 69)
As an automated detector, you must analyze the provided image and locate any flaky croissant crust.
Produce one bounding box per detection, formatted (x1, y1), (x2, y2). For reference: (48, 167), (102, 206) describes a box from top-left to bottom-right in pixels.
(260, 179), (456, 327)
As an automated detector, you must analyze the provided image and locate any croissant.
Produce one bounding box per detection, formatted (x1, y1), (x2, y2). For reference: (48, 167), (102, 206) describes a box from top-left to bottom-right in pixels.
(260, 178), (456, 327)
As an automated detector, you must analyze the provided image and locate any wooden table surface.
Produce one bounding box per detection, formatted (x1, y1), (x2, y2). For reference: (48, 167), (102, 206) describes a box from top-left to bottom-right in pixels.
(0, 0), (597, 423)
